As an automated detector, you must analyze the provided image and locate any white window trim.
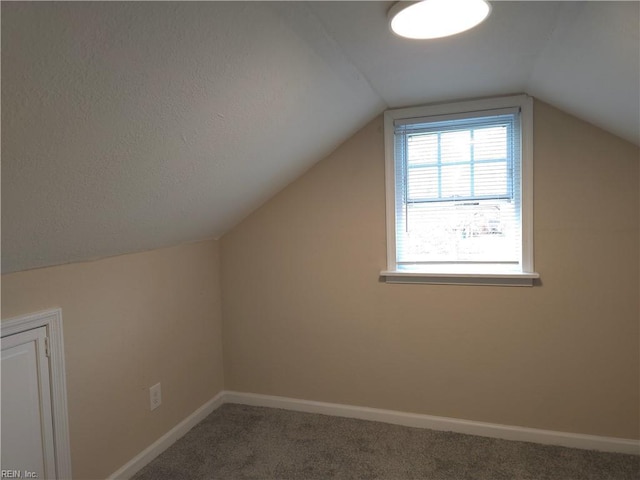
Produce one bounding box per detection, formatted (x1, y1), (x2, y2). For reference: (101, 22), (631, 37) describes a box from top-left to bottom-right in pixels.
(381, 94), (539, 286)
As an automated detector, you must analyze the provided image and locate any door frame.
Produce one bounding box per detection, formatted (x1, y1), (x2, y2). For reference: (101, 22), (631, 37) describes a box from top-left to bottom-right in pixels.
(2, 308), (73, 479)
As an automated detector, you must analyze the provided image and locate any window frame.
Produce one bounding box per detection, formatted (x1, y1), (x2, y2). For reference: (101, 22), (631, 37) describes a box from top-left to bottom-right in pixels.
(381, 95), (539, 286)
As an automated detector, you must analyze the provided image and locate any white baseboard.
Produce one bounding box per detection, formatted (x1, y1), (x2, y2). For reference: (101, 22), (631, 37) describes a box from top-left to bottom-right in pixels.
(109, 389), (639, 479)
(224, 391), (640, 456)
(108, 391), (225, 480)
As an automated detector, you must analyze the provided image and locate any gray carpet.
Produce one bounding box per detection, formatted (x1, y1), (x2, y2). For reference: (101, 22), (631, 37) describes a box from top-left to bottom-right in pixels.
(132, 404), (639, 480)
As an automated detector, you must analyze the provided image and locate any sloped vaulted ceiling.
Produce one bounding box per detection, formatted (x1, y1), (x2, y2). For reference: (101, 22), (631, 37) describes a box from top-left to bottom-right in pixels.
(2, 1), (638, 273)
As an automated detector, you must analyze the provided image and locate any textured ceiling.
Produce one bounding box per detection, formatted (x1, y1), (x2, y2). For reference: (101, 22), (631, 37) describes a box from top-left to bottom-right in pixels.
(2, 1), (638, 273)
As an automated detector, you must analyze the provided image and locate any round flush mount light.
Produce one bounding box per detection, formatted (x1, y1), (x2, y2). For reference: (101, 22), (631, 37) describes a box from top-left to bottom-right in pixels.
(389, 0), (491, 40)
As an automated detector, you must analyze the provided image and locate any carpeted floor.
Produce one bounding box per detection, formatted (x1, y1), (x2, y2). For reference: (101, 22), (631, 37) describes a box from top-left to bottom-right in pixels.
(132, 404), (639, 480)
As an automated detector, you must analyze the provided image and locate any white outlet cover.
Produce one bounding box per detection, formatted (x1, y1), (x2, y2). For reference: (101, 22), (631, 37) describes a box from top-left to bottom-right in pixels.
(150, 382), (162, 411)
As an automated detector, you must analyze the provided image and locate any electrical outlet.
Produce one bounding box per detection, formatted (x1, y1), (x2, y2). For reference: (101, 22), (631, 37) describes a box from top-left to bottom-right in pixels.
(150, 382), (162, 411)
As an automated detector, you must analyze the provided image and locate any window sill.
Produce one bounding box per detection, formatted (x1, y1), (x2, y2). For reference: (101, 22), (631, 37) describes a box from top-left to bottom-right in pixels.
(380, 270), (540, 286)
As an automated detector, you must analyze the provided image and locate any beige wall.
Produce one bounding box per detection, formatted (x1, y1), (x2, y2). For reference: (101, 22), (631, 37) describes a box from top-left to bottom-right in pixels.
(221, 100), (640, 440)
(1, 239), (225, 479)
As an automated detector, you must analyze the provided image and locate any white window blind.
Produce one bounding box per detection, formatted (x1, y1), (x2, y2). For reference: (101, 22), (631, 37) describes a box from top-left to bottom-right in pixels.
(393, 108), (522, 271)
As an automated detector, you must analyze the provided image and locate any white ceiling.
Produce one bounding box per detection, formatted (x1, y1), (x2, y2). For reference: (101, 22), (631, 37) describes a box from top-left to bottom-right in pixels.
(2, 1), (638, 273)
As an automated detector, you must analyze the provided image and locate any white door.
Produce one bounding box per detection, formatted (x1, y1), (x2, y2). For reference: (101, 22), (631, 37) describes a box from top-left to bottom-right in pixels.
(2, 326), (57, 479)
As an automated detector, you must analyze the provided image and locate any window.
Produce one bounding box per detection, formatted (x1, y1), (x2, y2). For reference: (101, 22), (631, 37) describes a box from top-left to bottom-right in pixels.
(381, 95), (538, 286)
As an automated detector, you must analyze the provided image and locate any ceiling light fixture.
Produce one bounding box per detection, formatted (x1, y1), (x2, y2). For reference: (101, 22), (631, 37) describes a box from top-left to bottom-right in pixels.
(388, 0), (491, 40)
